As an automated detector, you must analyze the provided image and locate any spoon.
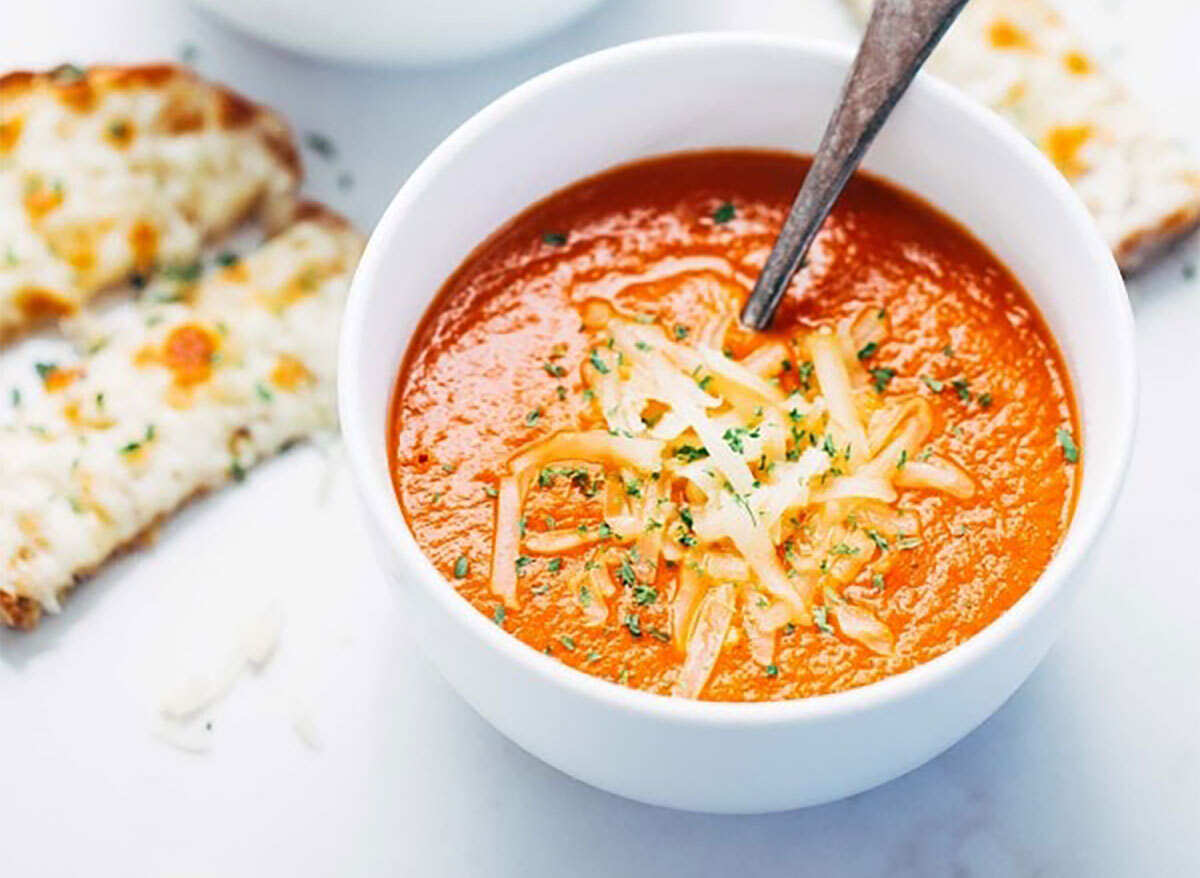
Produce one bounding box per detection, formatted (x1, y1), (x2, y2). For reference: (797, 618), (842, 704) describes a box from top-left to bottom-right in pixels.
(740, 0), (970, 331)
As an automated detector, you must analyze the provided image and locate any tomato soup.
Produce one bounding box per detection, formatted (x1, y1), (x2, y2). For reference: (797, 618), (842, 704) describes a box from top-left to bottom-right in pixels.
(389, 151), (1079, 701)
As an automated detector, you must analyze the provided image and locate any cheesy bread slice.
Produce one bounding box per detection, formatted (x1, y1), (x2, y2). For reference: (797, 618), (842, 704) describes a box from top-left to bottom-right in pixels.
(0, 207), (363, 628)
(841, 0), (1200, 270)
(0, 64), (300, 341)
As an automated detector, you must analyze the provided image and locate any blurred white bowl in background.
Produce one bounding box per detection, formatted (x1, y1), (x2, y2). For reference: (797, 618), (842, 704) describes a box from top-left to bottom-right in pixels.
(191, 0), (609, 67)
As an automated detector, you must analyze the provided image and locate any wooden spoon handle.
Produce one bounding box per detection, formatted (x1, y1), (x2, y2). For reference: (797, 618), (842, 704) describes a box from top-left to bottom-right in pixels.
(740, 0), (969, 331)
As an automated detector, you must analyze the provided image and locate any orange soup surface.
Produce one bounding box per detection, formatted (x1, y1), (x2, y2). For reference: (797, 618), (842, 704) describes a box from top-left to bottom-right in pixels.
(390, 151), (1079, 702)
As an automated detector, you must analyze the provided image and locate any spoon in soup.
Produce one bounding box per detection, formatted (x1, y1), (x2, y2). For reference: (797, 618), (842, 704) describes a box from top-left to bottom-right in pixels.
(740, 0), (970, 331)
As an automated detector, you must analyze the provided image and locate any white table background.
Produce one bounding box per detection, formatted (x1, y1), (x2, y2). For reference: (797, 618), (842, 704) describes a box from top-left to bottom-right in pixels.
(3, 1), (1198, 875)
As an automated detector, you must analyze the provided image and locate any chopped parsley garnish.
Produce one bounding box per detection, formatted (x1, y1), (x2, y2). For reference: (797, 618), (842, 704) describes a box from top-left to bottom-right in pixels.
(797, 361), (815, 391)
(920, 374), (944, 393)
(542, 361), (567, 378)
(942, 344), (955, 357)
(119, 424), (156, 455)
(830, 543), (860, 556)
(765, 664), (780, 677)
(558, 634), (577, 651)
(624, 477), (642, 497)
(541, 231), (568, 246)
(856, 341), (878, 360)
(256, 382), (274, 402)
(162, 261), (203, 283)
(483, 485), (498, 498)
(623, 613), (643, 637)
(303, 131), (337, 160)
(1056, 427), (1080, 463)
(525, 407), (542, 426)
(896, 449), (908, 470)
(951, 378), (971, 401)
(588, 349), (610, 374)
(673, 324), (690, 340)
(34, 362), (57, 383)
(978, 392), (993, 409)
(632, 584), (658, 606)
(547, 558), (563, 573)
(616, 557), (636, 588)
(822, 433), (838, 457)
(453, 556), (470, 578)
(712, 202), (736, 224)
(872, 573), (886, 591)
(492, 604), (506, 626)
(230, 461), (247, 482)
(813, 605), (833, 635)
(515, 555), (535, 574)
(870, 367), (895, 393)
(723, 427), (749, 454)
(673, 444), (709, 463)
(866, 530), (889, 552)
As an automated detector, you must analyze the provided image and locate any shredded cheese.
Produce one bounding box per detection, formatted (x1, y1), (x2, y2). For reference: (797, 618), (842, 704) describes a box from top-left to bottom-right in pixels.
(488, 301), (978, 696)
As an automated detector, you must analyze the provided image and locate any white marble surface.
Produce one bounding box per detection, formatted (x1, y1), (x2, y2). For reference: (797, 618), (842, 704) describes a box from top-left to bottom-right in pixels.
(1, 1), (1197, 875)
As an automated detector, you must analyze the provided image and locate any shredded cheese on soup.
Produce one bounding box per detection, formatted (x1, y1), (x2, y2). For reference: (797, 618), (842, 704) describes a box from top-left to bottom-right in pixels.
(490, 300), (975, 697)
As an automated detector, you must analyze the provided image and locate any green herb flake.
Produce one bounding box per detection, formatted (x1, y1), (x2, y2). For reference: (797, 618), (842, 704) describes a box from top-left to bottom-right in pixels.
(673, 324), (690, 341)
(856, 341), (878, 361)
(633, 584), (658, 606)
(483, 485), (499, 498)
(547, 558), (563, 573)
(866, 530), (889, 552)
(541, 231), (568, 246)
(542, 361), (567, 378)
(588, 349), (610, 375)
(921, 375), (944, 393)
(452, 556), (469, 579)
(525, 407), (542, 426)
(712, 202), (736, 224)
(978, 392), (993, 409)
(765, 664), (780, 677)
(813, 605), (833, 635)
(796, 360), (815, 392)
(492, 604), (506, 626)
(558, 634), (577, 651)
(1056, 427), (1080, 464)
(674, 444), (709, 463)
(623, 613), (643, 638)
(951, 378), (971, 402)
(216, 251), (239, 267)
(870, 367), (896, 393)
(303, 131), (337, 160)
(872, 573), (886, 591)
(255, 382), (274, 403)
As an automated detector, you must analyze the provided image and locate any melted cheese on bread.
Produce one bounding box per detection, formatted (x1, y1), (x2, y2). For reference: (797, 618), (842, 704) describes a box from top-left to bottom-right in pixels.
(0, 209), (363, 628)
(843, 0), (1200, 270)
(0, 64), (301, 341)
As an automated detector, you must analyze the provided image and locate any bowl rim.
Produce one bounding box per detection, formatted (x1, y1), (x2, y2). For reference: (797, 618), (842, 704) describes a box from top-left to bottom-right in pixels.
(339, 32), (1137, 726)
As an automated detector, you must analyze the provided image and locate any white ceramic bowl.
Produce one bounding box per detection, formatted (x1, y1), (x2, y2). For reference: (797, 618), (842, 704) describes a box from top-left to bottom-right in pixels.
(192, 0), (609, 67)
(339, 35), (1136, 813)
